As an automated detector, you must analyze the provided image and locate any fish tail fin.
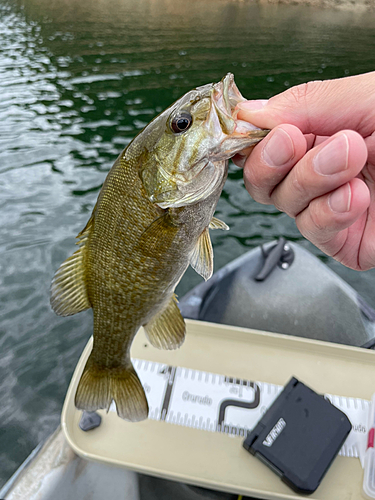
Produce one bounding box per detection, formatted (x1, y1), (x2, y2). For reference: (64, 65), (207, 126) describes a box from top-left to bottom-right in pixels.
(75, 357), (149, 422)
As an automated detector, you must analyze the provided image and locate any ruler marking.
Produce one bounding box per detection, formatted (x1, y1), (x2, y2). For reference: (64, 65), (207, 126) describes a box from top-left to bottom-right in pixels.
(160, 365), (176, 421)
(132, 358), (368, 459)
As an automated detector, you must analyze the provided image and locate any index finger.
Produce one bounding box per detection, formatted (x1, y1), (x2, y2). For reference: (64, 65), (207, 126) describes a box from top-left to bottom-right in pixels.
(237, 72), (375, 138)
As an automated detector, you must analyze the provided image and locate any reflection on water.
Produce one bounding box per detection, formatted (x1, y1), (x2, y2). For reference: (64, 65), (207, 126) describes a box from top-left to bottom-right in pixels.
(1, 0), (375, 486)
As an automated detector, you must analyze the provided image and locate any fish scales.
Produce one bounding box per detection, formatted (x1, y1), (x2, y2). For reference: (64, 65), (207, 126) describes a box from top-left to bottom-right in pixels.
(88, 153), (220, 360)
(51, 73), (269, 421)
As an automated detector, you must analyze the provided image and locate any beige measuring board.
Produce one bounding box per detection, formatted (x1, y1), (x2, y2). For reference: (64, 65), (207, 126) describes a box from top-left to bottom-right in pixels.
(62, 319), (375, 500)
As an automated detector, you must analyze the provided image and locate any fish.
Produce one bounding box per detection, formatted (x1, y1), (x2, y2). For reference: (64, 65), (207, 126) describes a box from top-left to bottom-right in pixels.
(50, 73), (269, 422)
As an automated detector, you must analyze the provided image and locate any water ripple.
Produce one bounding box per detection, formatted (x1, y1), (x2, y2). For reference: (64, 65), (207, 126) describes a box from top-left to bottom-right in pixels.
(1, 0), (375, 488)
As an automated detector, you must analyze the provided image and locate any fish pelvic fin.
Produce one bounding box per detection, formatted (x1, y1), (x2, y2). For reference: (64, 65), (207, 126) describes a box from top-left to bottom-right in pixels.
(144, 294), (186, 350)
(209, 216), (229, 231)
(50, 218), (93, 316)
(75, 358), (149, 422)
(189, 227), (213, 281)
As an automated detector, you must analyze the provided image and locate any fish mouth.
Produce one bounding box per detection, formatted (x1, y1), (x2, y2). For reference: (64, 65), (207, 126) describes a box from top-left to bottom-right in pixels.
(213, 73), (244, 125)
(209, 73), (270, 159)
(178, 74), (268, 185)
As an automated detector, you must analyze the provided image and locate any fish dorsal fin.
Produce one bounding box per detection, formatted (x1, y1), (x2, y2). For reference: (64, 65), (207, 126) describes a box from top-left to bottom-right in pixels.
(209, 217), (229, 231)
(144, 295), (186, 350)
(50, 217), (93, 317)
(190, 227), (213, 281)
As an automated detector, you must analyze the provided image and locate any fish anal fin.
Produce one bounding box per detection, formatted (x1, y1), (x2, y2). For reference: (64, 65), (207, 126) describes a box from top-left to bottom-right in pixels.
(209, 217), (229, 231)
(144, 295), (186, 350)
(189, 227), (213, 281)
(75, 357), (149, 422)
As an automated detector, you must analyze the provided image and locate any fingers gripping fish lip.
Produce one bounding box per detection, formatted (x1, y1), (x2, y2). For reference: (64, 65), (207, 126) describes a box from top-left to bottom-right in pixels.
(140, 73), (270, 209)
(211, 73), (250, 129)
(208, 73), (239, 137)
(209, 73), (270, 158)
(213, 73), (245, 116)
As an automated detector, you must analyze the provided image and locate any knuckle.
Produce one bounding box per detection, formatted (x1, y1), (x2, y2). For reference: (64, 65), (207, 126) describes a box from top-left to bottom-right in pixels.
(288, 83), (310, 105)
(283, 81), (324, 132)
(296, 202), (331, 245)
(308, 204), (327, 233)
(287, 81), (320, 106)
(270, 194), (286, 214)
(291, 168), (308, 201)
(272, 168), (309, 218)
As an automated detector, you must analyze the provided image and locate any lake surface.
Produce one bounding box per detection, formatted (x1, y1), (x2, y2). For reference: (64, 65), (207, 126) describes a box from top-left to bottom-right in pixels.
(1, 0), (375, 487)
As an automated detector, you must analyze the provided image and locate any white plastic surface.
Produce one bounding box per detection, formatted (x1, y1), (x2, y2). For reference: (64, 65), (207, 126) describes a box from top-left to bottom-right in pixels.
(62, 319), (375, 500)
(363, 394), (375, 499)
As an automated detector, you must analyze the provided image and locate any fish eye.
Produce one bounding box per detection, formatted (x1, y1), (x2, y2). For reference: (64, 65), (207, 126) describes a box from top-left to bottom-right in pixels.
(170, 112), (193, 134)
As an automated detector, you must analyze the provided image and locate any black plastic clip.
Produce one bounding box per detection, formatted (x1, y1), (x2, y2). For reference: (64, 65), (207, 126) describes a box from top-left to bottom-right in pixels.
(255, 237), (295, 282)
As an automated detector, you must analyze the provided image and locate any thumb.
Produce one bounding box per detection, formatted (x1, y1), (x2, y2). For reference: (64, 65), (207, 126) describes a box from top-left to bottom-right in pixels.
(237, 72), (375, 137)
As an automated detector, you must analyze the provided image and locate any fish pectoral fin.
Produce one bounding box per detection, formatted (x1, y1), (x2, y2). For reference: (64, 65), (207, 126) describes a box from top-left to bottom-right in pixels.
(137, 211), (179, 256)
(50, 244), (91, 317)
(144, 295), (186, 350)
(75, 357), (149, 422)
(189, 227), (213, 281)
(209, 216), (229, 231)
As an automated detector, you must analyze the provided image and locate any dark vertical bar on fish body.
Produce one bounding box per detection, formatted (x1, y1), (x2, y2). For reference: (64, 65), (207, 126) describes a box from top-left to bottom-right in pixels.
(160, 366), (177, 421)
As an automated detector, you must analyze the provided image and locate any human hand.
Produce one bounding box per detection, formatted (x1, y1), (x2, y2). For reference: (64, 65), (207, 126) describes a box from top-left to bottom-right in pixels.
(234, 72), (375, 270)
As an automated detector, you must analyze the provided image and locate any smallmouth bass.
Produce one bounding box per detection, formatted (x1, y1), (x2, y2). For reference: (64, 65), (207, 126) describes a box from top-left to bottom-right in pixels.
(51, 73), (269, 421)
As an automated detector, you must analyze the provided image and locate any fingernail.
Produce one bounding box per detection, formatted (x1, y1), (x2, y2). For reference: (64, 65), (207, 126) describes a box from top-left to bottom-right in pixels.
(237, 99), (268, 112)
(262, 128), (294, 167)
(314, 134), (349, 175)
(328, 184), (351, 213)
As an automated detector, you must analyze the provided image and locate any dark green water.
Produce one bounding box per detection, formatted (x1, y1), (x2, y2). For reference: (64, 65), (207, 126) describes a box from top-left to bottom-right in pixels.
(1, 0), (375, 486)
